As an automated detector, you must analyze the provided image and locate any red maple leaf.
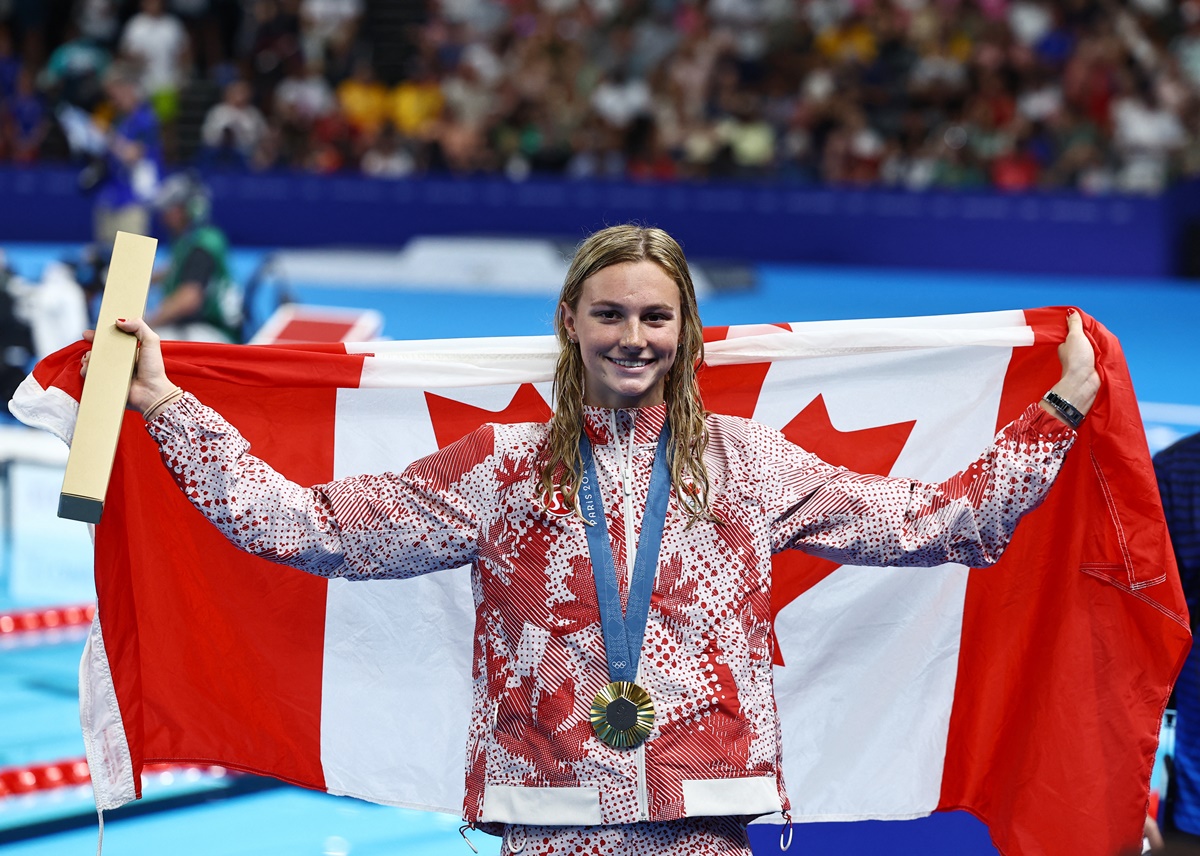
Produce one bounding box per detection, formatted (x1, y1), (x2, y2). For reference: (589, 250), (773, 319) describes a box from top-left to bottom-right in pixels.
(494, 673), (593, 784)
(425, 384), (552, 449)
(770, 394), (916, 665)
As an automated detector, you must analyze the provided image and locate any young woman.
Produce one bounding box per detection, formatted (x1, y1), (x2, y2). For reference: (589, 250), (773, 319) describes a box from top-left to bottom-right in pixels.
(86, 225), (1099, 855)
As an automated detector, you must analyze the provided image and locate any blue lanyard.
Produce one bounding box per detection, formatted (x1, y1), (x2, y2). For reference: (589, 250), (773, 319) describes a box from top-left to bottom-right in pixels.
(578, 423), (671, 684)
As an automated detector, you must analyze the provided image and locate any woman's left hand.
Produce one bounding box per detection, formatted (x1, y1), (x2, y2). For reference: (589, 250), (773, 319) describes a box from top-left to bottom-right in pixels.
(1041, 309), (1100, 427)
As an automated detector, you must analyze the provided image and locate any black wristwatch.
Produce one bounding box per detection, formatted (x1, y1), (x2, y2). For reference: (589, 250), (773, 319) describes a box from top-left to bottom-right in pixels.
(1042, 391), (1085, 429)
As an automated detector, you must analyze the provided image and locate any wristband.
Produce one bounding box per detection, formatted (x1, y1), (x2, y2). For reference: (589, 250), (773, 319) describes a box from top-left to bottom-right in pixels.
(143, 386), (184, 422)
(1042, 391), (1084, 429)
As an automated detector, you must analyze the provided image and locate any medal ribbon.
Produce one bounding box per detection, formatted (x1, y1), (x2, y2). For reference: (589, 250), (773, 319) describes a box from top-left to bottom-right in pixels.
(578, 422), (671, 684)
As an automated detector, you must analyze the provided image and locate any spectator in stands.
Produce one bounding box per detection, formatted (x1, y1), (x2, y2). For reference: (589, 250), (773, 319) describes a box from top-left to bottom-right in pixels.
(360, 119), (415, 178)
(591, 67), (652, 133)
(1112, 76), (1187, 193)
(244, 0), (302, 112)
(299, 0), (362, 71)
(200, 78), (268, 167)
(565, 116), (625, 179)
(75, 0), (122, 49)
(148, 172), (241, 343)
(0, 25), (20, 102)
(390, 59), (443, 139)
(336, 56), (389, 138)
(714, 93), (778, 179)
(171, 0), (224, 78)
(40, 21), (112, 111)
(119, 0), (191, 126)
(90, 63), (162, 247)
(307, 107), (354, 173)
(990, 123), (1043, 191)
(1172, 3), (1200, 90)
(431, 103), (491, 175)
(275, 55), (336, 123)
(2, 67), (51, 163)
(439, 58), (492, 131)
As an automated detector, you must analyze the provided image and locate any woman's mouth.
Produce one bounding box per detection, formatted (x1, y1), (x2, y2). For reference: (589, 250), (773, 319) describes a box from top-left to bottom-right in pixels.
(608, 357), (653, 369)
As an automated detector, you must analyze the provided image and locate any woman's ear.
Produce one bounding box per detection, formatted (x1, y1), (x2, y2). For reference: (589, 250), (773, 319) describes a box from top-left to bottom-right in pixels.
(560, 301), (577, 340)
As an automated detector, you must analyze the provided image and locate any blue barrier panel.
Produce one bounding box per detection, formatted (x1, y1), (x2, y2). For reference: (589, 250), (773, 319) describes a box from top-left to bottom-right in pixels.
(0, 165), (1187, 278)
(747, 813), (999, 855)
(0, 168), (93, 242)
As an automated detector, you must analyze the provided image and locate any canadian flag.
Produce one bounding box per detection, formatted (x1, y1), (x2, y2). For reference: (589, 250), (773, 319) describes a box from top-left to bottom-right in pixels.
(10, 307), (1188, 856)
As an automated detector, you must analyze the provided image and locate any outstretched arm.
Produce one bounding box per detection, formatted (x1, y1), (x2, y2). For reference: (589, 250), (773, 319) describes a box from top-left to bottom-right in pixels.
(81, 319), (493, 579)
(765, 404), (1075, 569)
(765, 310), (1096, 569)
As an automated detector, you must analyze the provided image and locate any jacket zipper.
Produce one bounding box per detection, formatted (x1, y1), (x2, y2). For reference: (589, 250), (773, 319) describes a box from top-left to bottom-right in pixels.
(636, 742), (649, 820)
(614, 412), (651, 821)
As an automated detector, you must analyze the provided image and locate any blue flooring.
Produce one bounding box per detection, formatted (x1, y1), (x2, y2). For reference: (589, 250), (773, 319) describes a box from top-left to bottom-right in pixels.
(0, 634), (88, 770)
(0, 787), (501, 856)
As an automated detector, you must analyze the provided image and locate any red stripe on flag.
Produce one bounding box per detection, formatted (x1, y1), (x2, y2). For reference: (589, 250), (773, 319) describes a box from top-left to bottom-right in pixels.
(938, 309), (1190, 855)
(95, 351), (365, 795)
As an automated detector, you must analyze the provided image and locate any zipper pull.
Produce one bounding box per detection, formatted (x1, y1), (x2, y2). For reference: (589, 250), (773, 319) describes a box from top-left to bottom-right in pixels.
(459, 824), (479, 853)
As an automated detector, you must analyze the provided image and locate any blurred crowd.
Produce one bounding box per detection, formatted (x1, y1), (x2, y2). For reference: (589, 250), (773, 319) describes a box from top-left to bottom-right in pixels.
(3, 0), (1200, 193)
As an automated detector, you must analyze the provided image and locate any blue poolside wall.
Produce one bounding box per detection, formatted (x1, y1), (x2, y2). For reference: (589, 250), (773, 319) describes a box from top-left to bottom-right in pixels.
(3, 166), (1200, 278)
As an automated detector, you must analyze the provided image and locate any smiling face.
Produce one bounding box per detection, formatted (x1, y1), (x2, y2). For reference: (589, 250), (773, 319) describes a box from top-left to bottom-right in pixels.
(560, 260), (682, 410)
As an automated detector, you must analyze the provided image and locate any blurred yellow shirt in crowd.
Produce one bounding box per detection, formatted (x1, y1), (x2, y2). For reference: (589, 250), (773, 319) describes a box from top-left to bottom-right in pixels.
(338, 78), (390, 134)
(816, 21), (877, 64)
(390, 81), (444, 136)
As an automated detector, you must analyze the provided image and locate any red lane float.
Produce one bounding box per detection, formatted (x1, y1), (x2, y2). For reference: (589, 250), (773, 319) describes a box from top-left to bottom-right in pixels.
(0, 603), (96, 636)
(0, 758), (232, 798)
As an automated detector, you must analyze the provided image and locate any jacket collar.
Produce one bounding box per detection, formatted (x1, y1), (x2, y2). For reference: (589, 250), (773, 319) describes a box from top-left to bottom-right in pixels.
(582, 403), (668, 446)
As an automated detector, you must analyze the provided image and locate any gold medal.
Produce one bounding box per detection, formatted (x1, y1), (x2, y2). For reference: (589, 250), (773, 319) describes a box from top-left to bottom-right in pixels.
(590, 681), (654, 749)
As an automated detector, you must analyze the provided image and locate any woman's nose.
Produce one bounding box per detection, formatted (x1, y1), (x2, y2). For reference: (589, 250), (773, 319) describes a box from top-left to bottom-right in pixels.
(620, 320), (645, 349)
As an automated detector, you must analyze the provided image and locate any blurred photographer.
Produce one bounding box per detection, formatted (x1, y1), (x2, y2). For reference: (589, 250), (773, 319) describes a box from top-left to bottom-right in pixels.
(148, 173), (242, 343)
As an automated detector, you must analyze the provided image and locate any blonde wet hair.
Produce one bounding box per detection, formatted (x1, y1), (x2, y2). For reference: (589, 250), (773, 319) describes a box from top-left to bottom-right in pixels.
(539, 224), (712, 525)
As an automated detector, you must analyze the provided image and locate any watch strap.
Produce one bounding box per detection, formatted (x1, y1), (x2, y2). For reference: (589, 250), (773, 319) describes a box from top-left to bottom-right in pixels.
(1043, 391), (1084, 429)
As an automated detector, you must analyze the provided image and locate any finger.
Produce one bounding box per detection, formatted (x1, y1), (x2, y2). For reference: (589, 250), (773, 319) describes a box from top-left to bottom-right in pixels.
(82, 329), (95, 343)
(1065, 309), (1083, 334)
(116, 317), (161, 346)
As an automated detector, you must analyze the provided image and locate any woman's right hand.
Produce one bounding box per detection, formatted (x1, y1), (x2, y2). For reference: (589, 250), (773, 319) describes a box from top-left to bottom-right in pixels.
(81, 318), (178, 416)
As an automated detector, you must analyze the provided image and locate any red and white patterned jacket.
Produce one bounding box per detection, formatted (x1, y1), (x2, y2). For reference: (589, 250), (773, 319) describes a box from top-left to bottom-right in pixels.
(147, 394), (1074, 828)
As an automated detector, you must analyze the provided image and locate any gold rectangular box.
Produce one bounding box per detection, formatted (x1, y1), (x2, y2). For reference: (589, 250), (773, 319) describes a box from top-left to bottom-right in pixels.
(59, 231), (157, 523)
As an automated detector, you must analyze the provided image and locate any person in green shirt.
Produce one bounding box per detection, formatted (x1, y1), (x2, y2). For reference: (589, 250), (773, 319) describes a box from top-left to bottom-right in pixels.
(149, 173), (242, 343)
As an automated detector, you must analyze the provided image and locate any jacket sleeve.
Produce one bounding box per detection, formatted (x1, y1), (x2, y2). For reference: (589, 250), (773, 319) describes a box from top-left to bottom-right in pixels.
(145, 392), (495, 580)
(762, 403), (1076, 568)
